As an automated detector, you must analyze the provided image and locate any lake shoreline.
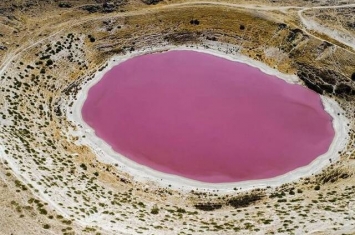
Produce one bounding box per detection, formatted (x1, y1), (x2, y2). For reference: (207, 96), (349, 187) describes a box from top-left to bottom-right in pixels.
(68, 44), (350, 192)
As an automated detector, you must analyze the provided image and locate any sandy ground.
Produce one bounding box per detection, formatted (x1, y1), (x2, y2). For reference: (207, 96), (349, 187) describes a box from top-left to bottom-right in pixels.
(68, 43), (350, 193)
(0, 1), (354, 233)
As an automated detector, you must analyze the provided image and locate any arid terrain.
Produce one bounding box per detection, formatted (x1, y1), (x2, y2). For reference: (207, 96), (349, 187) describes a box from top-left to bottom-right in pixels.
(0, 0), (355, 234)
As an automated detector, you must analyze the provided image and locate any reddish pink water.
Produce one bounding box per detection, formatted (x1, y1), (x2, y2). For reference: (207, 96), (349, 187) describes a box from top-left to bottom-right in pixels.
(82, 50), (334, 183)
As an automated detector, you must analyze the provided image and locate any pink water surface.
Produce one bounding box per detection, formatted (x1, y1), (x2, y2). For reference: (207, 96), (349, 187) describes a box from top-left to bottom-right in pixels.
(82, 50), (335, 183)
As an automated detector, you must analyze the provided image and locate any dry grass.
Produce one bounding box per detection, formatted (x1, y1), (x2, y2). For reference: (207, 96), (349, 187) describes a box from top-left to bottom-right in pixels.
(0, 1), (355, 234)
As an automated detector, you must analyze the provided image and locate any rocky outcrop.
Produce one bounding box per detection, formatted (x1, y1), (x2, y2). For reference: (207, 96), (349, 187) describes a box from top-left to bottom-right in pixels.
(280, 27), (309, 55)
(80, 1), (126, 13)
(164, 32), (200, 44)
(80, 5), (102, 13)
(194, 203), (222, 211)
(102, 2), (118, 13)
(58, 2), (72, 8)
(141, 0), (163, 5)
(296, 63), (355, 96)
(228, 193), (264, 209)
(286, 28), (304, 42)
(335, 83), (355, 95)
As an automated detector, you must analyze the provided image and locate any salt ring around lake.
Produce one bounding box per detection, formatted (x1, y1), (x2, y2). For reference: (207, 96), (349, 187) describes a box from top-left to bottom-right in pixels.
(71, 47), (349, 191)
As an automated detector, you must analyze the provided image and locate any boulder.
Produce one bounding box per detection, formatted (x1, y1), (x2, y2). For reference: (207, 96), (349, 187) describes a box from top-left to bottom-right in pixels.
(141, 0), (163, 5)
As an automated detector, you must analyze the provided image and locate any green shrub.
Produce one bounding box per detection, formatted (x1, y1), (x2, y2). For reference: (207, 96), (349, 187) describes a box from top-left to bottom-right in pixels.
(46, 59), (53, 66)
(151, 206), (159, 214)
(80, 163), (87, 170)
(43, 224), (50, 229)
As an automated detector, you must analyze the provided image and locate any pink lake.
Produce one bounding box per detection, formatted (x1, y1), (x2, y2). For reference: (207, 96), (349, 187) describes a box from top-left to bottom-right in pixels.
(82, 50), (335, 183)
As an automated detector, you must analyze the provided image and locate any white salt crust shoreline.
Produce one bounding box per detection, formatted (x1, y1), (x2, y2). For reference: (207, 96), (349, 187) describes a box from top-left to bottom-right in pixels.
(69, 44), (350, 192)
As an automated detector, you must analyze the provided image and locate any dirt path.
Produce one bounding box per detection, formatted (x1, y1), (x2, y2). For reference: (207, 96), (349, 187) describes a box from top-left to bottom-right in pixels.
(297, 5), (355, 51)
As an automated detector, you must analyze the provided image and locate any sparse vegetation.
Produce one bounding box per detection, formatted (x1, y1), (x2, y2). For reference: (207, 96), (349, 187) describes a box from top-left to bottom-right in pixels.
(0, 1), (354, 234)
